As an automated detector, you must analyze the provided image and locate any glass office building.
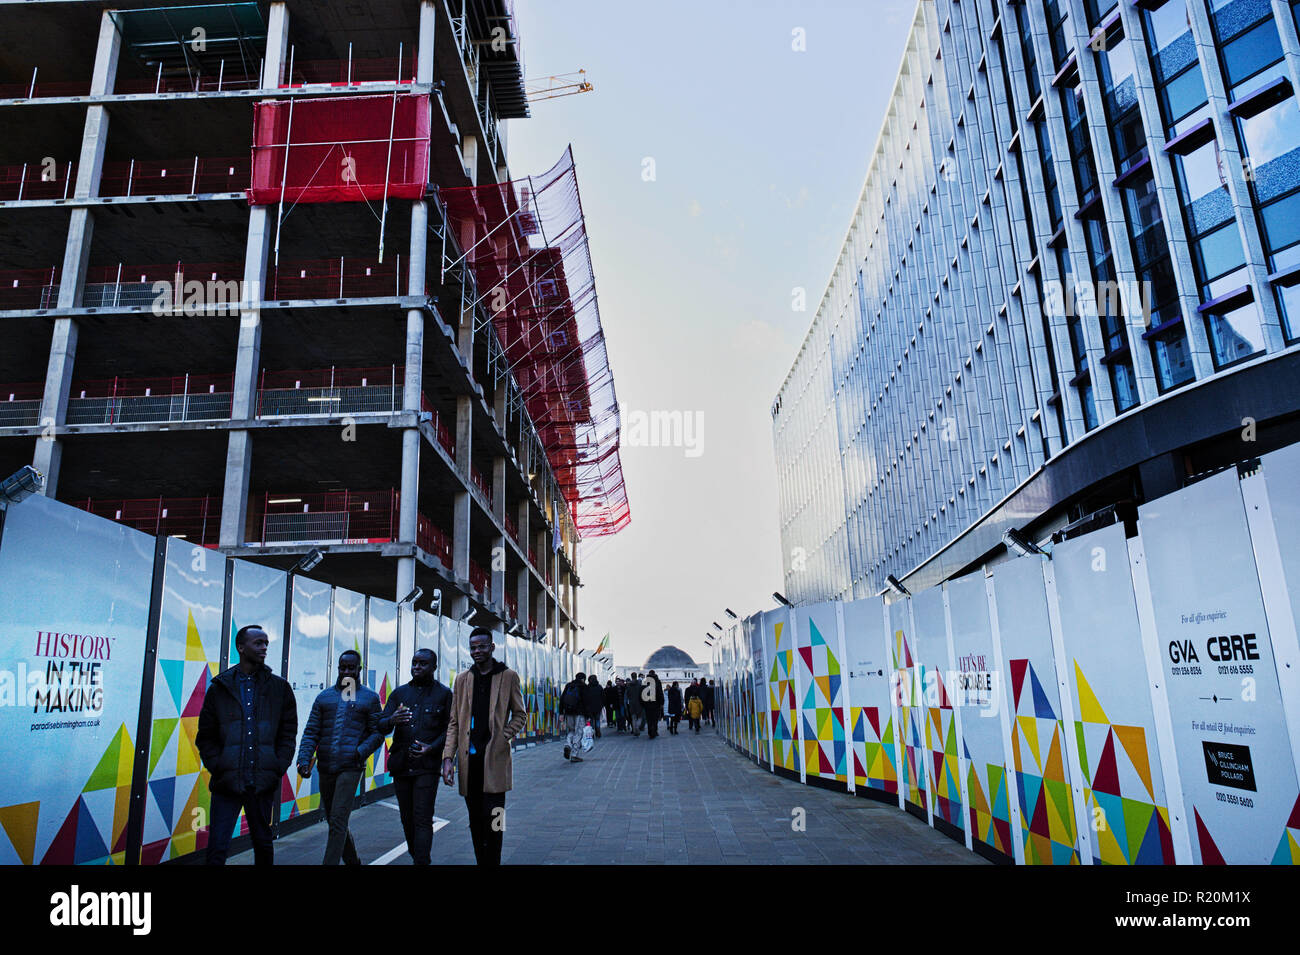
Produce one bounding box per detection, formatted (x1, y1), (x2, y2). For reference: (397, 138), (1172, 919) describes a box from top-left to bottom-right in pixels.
(772, 0), (1300, 603)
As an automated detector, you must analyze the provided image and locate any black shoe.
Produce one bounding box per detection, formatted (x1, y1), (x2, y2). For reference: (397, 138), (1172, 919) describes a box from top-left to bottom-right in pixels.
(570, 755), (583, 762)
(563, 745), (571, 760)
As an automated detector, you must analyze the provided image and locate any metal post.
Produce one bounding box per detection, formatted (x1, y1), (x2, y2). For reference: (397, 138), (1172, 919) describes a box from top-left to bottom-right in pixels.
(110, 376), (118, 425)
(217, 58), (225, 91)
(191, 156), (198, 195)
(155, 61), (162, 94)
(182, 372), (190, 422)
(339, 256), (344, 297)
(113, 262), (122, 308)
(63, 163), (71, 199)
(347, 43), (352, 85)
(29, 66), (37, 98)
(16, 163), (25, 201)
(126, 158), (134, 196)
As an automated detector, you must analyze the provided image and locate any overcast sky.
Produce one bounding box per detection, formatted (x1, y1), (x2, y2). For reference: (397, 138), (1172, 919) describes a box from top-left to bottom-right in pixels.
(507, 0), (919, 669)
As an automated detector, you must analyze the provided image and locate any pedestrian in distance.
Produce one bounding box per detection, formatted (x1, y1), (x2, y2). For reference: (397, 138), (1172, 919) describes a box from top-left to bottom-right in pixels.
(604, 679), (619, 732)
(442, 628), (527, 866)
(642, 669), (663, 739)
(297, 649), (383, 865)
(684, 678), (704, 733)
(583, 673), (605, 739)
(624, 673), (645, 737)
(704, 679), (717, 727)
(561, 672), (587, 762)
(378, 647), (452, 865)
(196, 625), (298, 866)
(666, 681), (682, 735)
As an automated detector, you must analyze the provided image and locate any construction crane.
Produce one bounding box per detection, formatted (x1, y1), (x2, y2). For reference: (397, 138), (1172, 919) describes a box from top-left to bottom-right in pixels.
(526, 69), (593, 103)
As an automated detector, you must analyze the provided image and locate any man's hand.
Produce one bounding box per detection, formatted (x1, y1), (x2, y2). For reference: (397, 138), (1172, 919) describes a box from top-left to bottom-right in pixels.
(394, 703), (413, 725)
(409, 740), (431, 757)
(441, 757), (455, 787)
(297, 763), (311, 778)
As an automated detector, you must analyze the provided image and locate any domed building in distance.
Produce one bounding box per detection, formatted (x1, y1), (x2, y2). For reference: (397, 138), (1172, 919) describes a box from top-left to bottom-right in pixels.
(615, 645), (706, 683)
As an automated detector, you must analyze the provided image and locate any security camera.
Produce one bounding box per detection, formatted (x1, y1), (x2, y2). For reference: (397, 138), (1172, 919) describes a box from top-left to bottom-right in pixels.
(399, 586), (423, 608)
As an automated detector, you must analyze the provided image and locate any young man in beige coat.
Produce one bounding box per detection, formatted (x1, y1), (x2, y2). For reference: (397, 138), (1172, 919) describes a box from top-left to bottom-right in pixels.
(441, 626), (527, 865)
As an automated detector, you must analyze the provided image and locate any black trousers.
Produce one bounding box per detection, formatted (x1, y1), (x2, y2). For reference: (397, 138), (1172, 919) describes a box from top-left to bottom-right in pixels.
(465, 752), (506, 865)
(394, 773), (440, 865)
(644, 703), (661, 737)
(318, 768), (363, 865)
(206, 786), (275, 865)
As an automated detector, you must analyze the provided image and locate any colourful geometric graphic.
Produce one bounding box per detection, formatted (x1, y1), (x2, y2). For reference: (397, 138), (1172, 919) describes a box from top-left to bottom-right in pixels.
(921, 660), (963, 831)
(1271, 793), (1300, 865)
(1010, 658), (1080, 865)
(797, 614), (848, 782)
(968, 760), (1013, 856)
(1072, 662), (1174, 865)
(143, 604), (221, 862)
(892, 627), (927, 811)
(768, 618), (798, 772)
(851, 706), (898, 794)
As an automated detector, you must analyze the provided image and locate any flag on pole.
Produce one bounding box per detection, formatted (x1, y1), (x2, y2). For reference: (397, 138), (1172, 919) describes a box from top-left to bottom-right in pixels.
(595, 633), (610, 655)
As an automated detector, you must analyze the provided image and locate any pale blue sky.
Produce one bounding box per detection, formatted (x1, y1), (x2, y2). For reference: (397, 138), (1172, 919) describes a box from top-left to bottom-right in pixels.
(507, 0), (919, 668)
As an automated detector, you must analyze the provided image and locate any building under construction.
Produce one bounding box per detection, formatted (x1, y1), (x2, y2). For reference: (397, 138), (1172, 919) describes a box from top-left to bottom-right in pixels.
(0, 0), (629, 647)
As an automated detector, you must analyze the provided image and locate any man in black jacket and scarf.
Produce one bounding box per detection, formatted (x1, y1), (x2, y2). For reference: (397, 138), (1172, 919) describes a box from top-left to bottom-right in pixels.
(197, 625), (298, 866)
(378, 648), (452, 865)
(296, 649), (384, 864)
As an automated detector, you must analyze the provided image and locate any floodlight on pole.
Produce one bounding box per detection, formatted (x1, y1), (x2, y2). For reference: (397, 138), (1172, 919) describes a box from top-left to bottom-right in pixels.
(772, 592), (793, 608)
(1002, 526), (1049, 558)
(885, 574), (911, 598)
(0, 466), (43, 506)
(724, 608), (738, 619)
(291, 548), (324, 574)
(398, 586), (423, 609)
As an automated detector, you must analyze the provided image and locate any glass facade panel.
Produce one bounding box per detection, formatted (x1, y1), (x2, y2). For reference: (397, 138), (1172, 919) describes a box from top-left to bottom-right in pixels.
(1099, 38), (1146, 172)
(1036, 120), (1063, 230)
(1045, 0), (1072, 69)
(1151, 324), (1197, 390)
(1236, 95), (1300, 268)
(1061, 85), (1099, 205)
(1209, 0), (1284, 100)
(1276, 282), (1300, 341)
(1144, 0), (1209, 136)
(1016, 2), (1041, 103)
(1205, 300), (1265, 365)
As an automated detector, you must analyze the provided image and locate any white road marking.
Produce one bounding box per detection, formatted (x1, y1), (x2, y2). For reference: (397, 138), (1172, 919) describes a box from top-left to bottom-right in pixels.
(369, 817), (451, 865)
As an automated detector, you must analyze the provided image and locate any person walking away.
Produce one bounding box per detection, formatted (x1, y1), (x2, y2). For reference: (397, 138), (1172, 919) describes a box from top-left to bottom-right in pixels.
(666, 681), (682, 735)
(378, 648), (452, 865)
(560, 672), (587, 762)
(624, 673), (645, 737)
(297, 649), (383, 864)
(442, 627), (528, 865)
(197, 625), (297, 865)
(684, 679), (703, 733)
(643, 670), (664, 739)
(705, 679), (717, 727)
(583, 674), (605, 739)
(604, 679), (619, 732)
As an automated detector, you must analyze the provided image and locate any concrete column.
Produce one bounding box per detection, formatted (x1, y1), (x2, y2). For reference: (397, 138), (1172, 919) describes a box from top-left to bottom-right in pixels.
(456, 217), (477, 357)
(462, 133), (478, 187)
(397, 197), (429, 599)
(535, 527), (549, 643)
(516, 498), (530, 629)
(220, 3), (289, 545)
(34, 11), (121, 495)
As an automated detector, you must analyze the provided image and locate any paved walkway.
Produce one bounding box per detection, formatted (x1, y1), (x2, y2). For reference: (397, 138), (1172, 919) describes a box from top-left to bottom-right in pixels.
(232, 724), (985, 865)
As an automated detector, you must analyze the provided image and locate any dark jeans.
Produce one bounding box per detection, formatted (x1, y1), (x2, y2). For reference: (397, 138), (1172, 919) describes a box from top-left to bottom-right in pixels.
(206, 787), (275, 865)
(318, 768), (363, 865)
(394, 773), (440, 865)
(606, 705), (616, 727)
(669, 714), (680, 733)
(644, 703), (661, 738)
(465, 752), (506, 866)
(689, 715), (701, 732)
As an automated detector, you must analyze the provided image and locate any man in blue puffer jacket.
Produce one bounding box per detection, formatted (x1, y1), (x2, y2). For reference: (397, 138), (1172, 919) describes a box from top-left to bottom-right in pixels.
(297, 649), (384, 865)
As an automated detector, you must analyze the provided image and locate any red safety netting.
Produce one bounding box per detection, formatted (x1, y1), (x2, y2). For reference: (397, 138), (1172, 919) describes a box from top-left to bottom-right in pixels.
(441, 147), (629, 539)
(247, 94), (429, 204)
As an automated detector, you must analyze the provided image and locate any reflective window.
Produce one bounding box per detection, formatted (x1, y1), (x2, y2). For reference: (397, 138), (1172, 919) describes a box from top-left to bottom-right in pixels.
(1277, 282), (1300, 341)
(1083, 0), (1118, 30)
(1150, 324), (1197, 389)
(1061, 85), (1099, 205)
(1098, 37), (1146, 172)
(1236, 95), (1300, 268)
(1080, 378), (1099, 430)
(1045, 0), (1073, 69)
(1036, 121), (1063, 230)
(1143, 0), (1209, 136)
(1205, 299), (1266, 366)
(1175, 138), (1236, 236)
(1016, 2), (1041, 102)
(1209, 0), (1285, 100)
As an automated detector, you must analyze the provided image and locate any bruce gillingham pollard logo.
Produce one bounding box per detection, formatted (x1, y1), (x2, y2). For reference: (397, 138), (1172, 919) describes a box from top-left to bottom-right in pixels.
(49, 886), (151, 935)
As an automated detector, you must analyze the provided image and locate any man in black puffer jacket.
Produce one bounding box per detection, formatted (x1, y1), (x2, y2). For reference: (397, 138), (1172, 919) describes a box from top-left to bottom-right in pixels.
(583, 673), (605, 738)
(297, 649), (383, 865)
(377, 647), (452, 865)
(197, 625), (297, 866)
